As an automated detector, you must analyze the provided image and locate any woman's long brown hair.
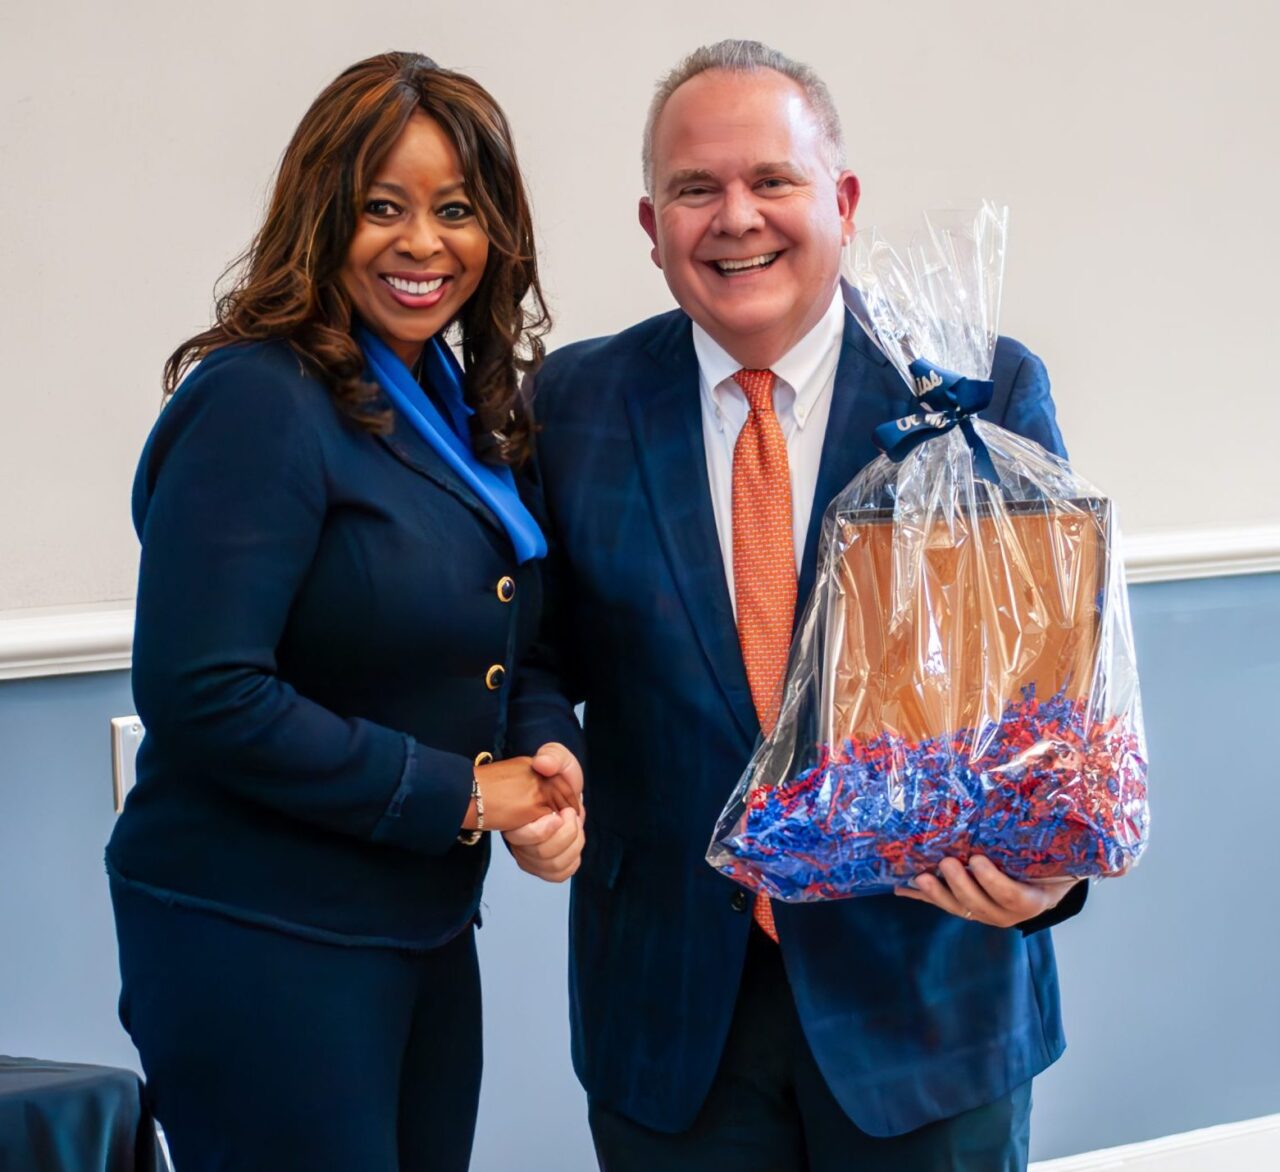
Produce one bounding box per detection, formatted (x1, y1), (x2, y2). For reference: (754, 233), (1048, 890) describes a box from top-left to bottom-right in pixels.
(164, 52), (549, 466)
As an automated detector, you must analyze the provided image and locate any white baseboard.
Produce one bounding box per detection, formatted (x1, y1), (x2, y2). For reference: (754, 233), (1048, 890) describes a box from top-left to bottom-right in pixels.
(0, 523), (1276, 681)
(1032, 1113), (1280, 1172)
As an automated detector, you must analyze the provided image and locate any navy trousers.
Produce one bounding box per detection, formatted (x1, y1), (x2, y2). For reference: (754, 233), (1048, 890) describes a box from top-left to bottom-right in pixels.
(110, 878), (481, 1172)
(589, 927), (1032, 1172)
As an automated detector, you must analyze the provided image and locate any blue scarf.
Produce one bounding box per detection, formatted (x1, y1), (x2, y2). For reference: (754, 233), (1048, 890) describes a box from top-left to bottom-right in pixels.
(357, 326), (546, 564)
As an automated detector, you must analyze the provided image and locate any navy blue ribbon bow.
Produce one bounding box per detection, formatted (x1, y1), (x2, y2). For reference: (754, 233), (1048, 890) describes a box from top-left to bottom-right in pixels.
(873, 359), (1000, 483)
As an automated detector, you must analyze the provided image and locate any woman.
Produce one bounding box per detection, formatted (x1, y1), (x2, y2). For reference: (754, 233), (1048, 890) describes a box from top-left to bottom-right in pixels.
(106, 53), (583, 1171)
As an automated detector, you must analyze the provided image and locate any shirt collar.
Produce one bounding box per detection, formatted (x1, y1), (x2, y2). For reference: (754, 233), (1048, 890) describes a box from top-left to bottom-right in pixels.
(692, 287), (845, 429)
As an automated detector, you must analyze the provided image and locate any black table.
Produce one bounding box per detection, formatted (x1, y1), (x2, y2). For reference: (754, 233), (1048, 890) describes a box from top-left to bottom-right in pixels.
(0, 1056), (162, 1172)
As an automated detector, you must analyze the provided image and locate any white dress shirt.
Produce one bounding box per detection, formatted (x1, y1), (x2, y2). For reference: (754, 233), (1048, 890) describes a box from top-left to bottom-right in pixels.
(693, 288), (845, 613)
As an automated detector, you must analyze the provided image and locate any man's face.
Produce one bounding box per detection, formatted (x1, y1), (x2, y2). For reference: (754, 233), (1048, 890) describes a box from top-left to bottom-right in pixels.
(640, 69), (859, 366)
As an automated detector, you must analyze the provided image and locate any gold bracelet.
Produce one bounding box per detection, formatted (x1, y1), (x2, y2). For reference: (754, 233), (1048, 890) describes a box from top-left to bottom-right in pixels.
(457, 770), (484, 846)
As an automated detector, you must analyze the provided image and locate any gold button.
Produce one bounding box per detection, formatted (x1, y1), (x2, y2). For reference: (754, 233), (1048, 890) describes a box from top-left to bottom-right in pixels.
(484, 664), (505, 691)
(473, 751), (494, 767)
(496, 576), (516, 603)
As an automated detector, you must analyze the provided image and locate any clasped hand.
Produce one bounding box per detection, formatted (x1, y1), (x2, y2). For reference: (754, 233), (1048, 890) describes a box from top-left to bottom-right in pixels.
(893, 855), (1079, 928)
(467, 743), (585, 883)
(504, 742), (585, 884)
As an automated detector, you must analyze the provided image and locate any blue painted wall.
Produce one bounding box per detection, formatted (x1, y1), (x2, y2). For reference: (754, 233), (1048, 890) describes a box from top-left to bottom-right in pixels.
(2, 573), (1277, 1165)
(1031, 571), (1280, 1156)
(1, 670), (137, 1072)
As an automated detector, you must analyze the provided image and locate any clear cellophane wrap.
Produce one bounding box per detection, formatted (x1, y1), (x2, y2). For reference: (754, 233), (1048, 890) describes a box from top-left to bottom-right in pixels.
(707, 203), (1148, 901)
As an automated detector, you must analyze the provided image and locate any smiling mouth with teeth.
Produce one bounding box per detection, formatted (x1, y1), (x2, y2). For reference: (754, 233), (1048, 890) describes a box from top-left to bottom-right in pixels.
(383, 275), (446, 296)
(713, 252), (780, 275)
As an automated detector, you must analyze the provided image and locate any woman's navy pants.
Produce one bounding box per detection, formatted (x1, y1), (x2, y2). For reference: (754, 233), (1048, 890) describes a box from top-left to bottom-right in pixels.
(110, 877), (482, 1171)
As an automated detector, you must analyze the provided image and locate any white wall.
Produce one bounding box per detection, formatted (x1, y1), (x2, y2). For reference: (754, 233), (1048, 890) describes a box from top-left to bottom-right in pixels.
(3, 0), (1278, 612)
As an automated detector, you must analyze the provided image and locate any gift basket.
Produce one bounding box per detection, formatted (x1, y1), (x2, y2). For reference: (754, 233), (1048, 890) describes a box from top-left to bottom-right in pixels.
(706, 203), (1148, 901)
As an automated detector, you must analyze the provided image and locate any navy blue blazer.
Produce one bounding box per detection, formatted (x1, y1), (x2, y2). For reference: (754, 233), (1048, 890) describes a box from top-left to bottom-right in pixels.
(509, 307), (1086, 1137)
(107, 340), (542, 948)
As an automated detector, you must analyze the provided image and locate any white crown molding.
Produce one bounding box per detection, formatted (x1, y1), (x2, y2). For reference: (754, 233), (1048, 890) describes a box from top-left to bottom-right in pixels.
(1121, 523), (1280, 585)
(0, 605), (134, 681)
(1031, 1112), (1280, 1171)
(0, 525), (1276, 681)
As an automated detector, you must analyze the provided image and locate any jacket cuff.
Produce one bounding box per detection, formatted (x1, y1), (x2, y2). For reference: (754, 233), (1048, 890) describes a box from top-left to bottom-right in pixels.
(1018, 876), (1089, 936)
(370, 736), (475, 855)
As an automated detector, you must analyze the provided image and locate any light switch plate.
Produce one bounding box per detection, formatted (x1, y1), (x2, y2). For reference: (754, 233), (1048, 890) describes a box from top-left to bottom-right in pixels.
(111, 715), (145, 812)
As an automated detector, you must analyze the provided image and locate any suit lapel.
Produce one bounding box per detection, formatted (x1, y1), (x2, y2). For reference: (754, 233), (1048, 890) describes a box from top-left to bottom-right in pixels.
(796, 312), (910, 611)
(619, 309), (914, 739)
(623, 315), (759, 744)
(375, 418), (503, 533)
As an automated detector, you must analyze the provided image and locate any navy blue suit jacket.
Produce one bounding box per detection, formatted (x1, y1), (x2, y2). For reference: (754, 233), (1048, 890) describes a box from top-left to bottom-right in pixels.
(108, 340), (542, 947)
(510, 306), (1085, 1137)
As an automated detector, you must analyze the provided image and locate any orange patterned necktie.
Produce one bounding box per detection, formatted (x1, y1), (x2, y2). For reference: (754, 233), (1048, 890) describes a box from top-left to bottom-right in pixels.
(731, 368), (796, 943)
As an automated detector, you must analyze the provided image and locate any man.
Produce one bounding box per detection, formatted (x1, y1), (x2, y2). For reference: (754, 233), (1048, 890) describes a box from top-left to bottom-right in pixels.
(509, 39), (1086, 1171)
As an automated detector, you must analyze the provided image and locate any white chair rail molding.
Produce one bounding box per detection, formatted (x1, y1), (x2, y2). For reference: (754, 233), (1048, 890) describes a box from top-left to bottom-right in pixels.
(0, 603), (134, 681)
(2, 522), (1276, 681)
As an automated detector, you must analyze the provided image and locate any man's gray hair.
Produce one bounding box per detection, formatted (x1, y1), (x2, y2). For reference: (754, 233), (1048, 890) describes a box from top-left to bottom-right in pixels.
(642, 39), (846, 195)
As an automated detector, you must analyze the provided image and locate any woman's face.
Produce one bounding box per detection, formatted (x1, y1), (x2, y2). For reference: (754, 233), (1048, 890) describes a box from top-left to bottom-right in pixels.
(340, 110), (490, 369)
